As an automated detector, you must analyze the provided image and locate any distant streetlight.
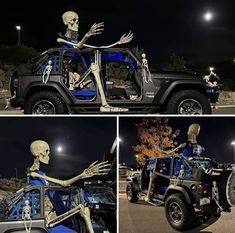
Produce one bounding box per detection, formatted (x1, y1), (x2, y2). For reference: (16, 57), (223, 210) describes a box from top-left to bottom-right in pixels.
(231, 141), (235, 163)
(203, 11), (214, 22)
(233, 58), (235, 63)
(16, 25), (21, 45)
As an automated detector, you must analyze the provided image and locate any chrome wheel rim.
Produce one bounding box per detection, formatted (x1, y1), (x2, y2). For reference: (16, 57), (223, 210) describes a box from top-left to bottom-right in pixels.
(169, 202), (183, 224)
(32, 100), (56, 115)
(178, 99), (202, 115)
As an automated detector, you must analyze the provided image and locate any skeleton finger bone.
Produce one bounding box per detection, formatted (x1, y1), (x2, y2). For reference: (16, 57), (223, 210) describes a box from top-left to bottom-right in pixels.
(99, 169), (111, 174)
(97, 161), (110, 166)
(88, 160), (99, 167)
(98, 164), (111, 170)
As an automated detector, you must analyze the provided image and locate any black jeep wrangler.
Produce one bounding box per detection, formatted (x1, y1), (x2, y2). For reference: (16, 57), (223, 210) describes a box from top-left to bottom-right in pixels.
(9, 48), (219, 114)
(126, 155), (235, 231)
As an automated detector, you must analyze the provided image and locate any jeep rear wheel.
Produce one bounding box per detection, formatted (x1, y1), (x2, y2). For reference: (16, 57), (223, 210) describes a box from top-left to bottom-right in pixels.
(24, 91), (68, 115)
(126, 183), (138, 203)
(165, 193), (195, 231)
(166, 90), (212, 115)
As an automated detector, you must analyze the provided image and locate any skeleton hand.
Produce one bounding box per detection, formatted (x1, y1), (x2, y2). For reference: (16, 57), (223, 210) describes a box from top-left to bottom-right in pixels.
(82, 161), (110, 178)
(86, 22), (104, 37)
(78, 204), (91, 220)
(118, 31), (134, 45)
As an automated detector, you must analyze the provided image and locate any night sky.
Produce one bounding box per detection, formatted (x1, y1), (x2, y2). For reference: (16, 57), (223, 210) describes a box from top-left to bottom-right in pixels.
(0, 0), (234, 67)
(119, 117), (235, 166)
(0, 117), (116, 179)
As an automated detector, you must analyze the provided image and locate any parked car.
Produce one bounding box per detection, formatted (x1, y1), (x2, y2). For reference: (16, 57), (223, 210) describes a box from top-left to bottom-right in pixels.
(9, 48), (220, 115)
(126, 155), (235, 231)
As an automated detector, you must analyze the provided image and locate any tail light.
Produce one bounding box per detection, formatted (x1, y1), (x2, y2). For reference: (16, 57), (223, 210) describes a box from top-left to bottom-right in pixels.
(14, 79), (19, 88)
(198, 184), (208, 195)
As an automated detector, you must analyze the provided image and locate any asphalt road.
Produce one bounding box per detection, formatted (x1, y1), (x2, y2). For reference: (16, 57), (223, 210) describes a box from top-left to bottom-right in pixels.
(119, 193), (235, 233)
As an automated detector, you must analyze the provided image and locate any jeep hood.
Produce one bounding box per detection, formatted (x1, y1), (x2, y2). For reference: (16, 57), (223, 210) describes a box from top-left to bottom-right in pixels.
(151, 70), (203, 81)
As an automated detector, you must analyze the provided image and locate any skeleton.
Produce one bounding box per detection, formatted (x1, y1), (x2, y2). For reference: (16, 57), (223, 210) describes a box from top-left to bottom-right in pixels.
(203, 67), (220, 88)
(188, 123), (200, 144)
(42, 60), (53, 84)
(141, 53), (152, 83)
(22, 200), (32, 233)
(57, 11), (134, 112)
(142, 143), (186, 202)
(28, 140), (111, 233)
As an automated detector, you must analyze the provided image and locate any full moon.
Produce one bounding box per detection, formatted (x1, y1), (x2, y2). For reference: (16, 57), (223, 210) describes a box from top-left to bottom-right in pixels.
(204, 11), (214, 22)
(57, 146), (62, 152)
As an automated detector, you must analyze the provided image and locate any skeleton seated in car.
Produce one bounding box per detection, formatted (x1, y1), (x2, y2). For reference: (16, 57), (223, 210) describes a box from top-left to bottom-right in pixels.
(28, 140), (110, 233)
(57, 11), (133, 112)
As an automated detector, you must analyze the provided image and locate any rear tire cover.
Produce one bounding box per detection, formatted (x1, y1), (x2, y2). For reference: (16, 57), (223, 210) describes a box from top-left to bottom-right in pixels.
(226, 171), (235, 207)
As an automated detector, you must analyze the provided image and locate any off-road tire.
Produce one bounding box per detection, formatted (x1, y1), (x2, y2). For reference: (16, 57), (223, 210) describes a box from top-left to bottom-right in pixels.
(166, 90), (212, 115)
(165, 193), (195, 231)
(24, 91), (68, 114)
(126, 183), (138, 203)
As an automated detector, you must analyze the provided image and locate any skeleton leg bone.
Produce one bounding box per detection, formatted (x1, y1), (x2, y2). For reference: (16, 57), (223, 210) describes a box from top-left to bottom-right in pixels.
(68, 72), (81, 90)
(145, 172), (157, 201)
(90, 63), (128, 112)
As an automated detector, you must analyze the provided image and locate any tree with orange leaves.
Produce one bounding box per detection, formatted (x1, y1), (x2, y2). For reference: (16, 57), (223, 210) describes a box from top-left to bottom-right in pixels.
(133, 118), (180, 165)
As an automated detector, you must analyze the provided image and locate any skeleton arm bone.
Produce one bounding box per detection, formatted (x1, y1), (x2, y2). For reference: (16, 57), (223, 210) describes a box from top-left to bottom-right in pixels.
(46, 204), (94, 233)
(30, 161), (110, 187)
(83, 31), (133, 48)
(153, 143), (186, 155)
(57, 22), (104, 48)
(57, 31), (133, 49)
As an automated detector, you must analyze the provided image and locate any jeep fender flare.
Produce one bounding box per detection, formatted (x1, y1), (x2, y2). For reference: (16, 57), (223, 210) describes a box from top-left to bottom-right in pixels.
(164, 185), (192, 204)
(156, 80), (207, 105)
(23, 83), (74, 106)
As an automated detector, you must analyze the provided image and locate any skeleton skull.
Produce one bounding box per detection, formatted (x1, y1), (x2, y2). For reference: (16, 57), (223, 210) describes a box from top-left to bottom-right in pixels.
(30, 140), (50, 164)
(62, 11), (79, 32)
(188, 123), (200, 144)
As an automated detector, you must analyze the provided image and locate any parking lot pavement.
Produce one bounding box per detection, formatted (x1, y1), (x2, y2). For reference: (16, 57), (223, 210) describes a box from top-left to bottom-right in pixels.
(119, 194), (235, 233)
(0, 109), (23, 115)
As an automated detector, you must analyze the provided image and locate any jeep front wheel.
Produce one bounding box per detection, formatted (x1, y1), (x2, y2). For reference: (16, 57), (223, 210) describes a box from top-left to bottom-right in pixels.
(24, 91), (68, 115)
(166, 90), (212, 115)
(165, 194), (195, 231)
(126, 183), (138, 203)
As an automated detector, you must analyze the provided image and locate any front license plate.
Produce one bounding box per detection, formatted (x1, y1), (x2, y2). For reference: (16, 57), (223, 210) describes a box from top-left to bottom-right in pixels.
(200, 197), (210, 206)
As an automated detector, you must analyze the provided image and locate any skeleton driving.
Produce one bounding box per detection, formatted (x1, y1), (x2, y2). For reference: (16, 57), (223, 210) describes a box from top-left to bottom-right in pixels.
(57, 11), (133, 112)
(28, 140), (111, 233)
